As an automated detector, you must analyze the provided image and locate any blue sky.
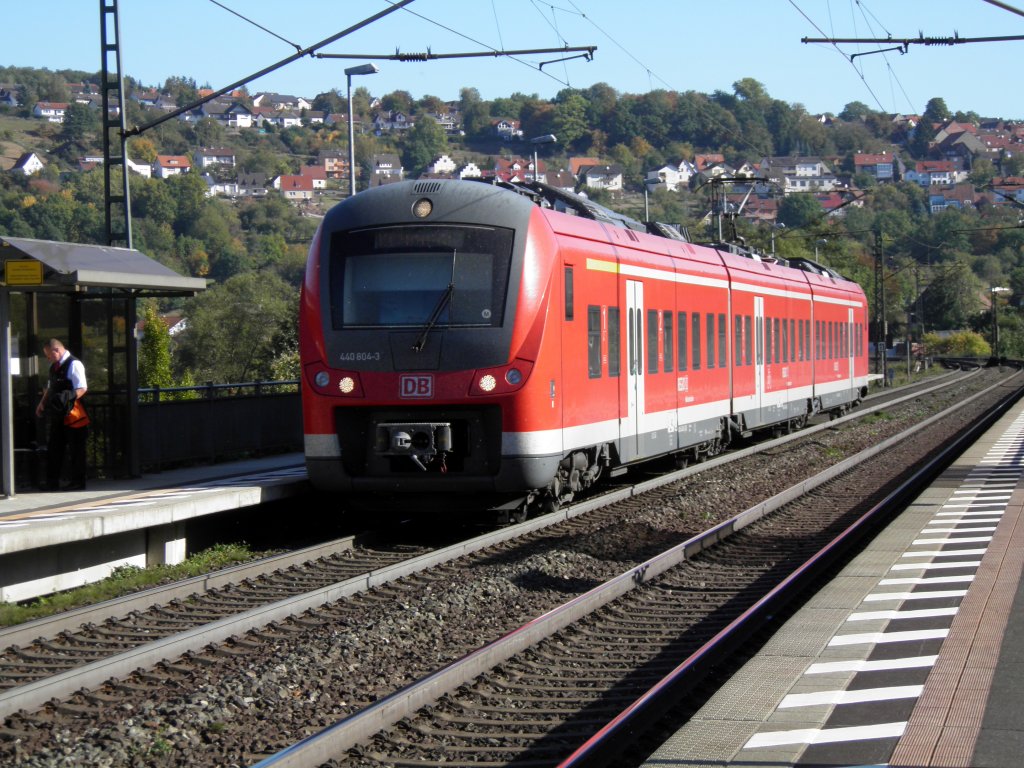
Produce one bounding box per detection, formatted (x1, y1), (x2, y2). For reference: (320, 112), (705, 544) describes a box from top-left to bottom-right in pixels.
(3, 1), (1022, 119)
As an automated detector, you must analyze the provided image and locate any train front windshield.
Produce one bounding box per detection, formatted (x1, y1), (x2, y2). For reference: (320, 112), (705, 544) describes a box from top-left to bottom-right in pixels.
(329, 224), (515, 330)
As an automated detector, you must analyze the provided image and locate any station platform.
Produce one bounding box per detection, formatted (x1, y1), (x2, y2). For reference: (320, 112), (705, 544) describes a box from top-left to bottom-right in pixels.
(643, 399), (1024, 766)
(0, 453), (308, 602)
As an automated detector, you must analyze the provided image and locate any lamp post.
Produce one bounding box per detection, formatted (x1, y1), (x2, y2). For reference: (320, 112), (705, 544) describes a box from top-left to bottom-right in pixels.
(991, 286), (1011, 362)
(814, 238), (827, 261)
(346, 63), (379, 196)
(530, 134), (557, 183)
(770, 222), (785, 255)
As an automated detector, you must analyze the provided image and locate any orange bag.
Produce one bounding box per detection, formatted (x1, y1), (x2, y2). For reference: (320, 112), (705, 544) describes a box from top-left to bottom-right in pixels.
(64, 399), (90, 428)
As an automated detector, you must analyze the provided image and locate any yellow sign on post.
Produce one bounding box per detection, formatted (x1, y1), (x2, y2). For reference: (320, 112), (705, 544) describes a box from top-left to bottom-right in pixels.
(4, 260), (43, 286)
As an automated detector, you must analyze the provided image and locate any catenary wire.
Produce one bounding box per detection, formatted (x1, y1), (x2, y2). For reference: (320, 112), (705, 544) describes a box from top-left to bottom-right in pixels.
(206, 0), (303, 53)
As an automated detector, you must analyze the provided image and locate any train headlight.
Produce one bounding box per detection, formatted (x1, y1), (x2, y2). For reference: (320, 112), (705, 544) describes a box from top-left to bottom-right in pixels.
(412, 198), (433, 218)
(314, 371), (330, 388)
(339, 376), (355, 394)
(504, 368), (522, 386)
(478, 374), (497, 392)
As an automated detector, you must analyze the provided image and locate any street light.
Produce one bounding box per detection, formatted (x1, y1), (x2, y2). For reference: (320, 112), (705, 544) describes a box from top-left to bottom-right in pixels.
(530, 134), (557, 183)
(346, 62), (379, 196)
(991, 286), (1011, 361)
(771, 222), (785, 255)
(814, 238), (827, 261)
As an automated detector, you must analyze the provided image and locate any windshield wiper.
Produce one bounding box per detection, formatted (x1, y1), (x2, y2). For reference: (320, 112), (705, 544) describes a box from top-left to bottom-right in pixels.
(412, 282), (454, 352)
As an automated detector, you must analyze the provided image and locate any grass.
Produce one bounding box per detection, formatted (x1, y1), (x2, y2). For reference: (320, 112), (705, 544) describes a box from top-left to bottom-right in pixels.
(0, 542), (270, 627)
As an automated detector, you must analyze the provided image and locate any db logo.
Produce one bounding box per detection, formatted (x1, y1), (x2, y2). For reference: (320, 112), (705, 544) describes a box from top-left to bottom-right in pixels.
(400, 374), (433, 398)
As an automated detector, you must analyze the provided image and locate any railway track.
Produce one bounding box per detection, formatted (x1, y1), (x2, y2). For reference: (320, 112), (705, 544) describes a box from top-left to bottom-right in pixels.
(0, 368), (1014, 766)
(257, 369), (1024, 768)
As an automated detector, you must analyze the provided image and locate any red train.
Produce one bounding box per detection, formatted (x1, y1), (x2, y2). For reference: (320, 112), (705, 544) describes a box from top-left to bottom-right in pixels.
(299, 179), (870, 516)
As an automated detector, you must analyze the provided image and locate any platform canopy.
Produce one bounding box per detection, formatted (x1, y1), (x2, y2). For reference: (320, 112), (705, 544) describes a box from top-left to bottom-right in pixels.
(1, 236), (207, 498)
(1, 236), (207, 295)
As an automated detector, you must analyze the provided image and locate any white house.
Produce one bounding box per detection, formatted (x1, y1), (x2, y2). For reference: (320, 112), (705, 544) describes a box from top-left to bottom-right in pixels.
(458, 162), (482, 179)
(33, 101), (68, 123)
(194, 147), (237, 169)
(759, 155), (838, 194)
(645, 159), (697, 192)
(253, 92), (312, 111)
(11, 152), (44, 175)
(154, 155), (191, 178)
(427, 154), (458, 175)
(578, 164), (624, 191)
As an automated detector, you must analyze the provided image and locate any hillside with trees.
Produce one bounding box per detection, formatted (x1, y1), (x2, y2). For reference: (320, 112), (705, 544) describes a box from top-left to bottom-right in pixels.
(2, 66), (1024, 382)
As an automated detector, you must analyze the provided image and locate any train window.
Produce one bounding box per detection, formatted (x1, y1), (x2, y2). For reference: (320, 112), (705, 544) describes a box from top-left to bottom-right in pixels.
(773, 318), (781, 365)
(856, 323), (862, 357)
(647, 309), (659, 374)
(828, 321), (834, 359)
(756, 316), (763, 365)
(745, 315), (753, 366)
(781, 317), (789, 363)
(789, 319), (796, 363)
(765, 316), (772, 364)
(608, 307), (621, 377)
(804, 319), (811, 362)
(816, 320), (823, 360)
(628, 309), (635, 375)
(718, 313), (727, 368)
(663, 311), (674, 372)
(798, 319), (804, 361)
(691, 313), (701, 370)
(734, 315), (743, 366)
(587, 306), (601, 378)
(635, 310), (643, 375)
(330, 224), (513, 329)
(677, 312), (688, 371)
(565, 267), (574, 321)
(706, 313), (715, 369)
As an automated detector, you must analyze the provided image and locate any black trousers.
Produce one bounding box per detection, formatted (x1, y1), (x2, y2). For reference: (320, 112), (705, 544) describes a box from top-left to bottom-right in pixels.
(46, 418), (88, 488)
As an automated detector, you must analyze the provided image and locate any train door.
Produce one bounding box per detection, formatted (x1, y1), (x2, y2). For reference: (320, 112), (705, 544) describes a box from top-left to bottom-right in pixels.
(847, 307), (855, 392)
(754, 296), (765, 421)
(624, 279), (645, 459)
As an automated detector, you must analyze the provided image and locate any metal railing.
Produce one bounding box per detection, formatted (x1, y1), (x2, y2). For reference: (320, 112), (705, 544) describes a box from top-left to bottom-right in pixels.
(136, 379), (302, 473)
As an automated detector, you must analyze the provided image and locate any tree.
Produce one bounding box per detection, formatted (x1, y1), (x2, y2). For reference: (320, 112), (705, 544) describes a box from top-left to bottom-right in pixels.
(968, 157), (996, 187)
(909, 116), (937, 159)
(402, 115), (448, 177)
(192, 117), (225, 148)
(922, 97), (951, 125)
(923, 330), (989, 357)
(381, 90), (414, 114)
(552, 91), (588, 150)
(59, 103), (96, 143)
(174, 271), (297, 383)
(839, 101), (872, 122)
(777, 193), (823, 229)
(138, 302), (174, 391)
(312, 89), (345, 115)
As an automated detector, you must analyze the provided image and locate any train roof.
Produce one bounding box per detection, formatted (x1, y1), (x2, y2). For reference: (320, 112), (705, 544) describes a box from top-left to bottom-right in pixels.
(475, 178), (855, 284)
